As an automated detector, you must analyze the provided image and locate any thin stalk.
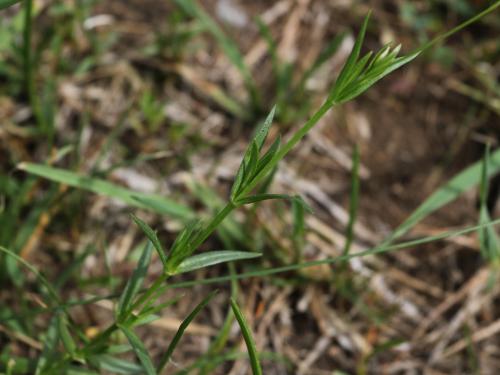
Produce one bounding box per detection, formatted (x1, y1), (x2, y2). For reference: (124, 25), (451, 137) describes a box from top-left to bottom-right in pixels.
(128, 273), (169, 314)
(418, 1), (500, 53)
(23, 0), (36, 112)
(342, 144), (360, 257)
(23, 0), (34, 107)
(23, 0), (45, 132)
(164, 218), (500, 289)
(239, 99), (332, 198)
(189, 202), (236, 251)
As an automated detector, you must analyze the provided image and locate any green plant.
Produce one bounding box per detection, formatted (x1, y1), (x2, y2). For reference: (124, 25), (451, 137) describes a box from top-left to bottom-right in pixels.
(2, 1), (500, 374)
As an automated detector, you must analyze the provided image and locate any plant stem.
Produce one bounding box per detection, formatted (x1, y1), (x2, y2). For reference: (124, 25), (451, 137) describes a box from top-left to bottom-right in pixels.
(128, 273), (169, 314)
(418, 0), (500, 53)
(23, 0), (44, 131)
(240, 99), (333, 197)
(23, 0), (34, 102)
(190, 201), (236, 251)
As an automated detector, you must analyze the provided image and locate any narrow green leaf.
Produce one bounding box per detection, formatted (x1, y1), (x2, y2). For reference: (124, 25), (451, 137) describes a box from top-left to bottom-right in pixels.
(236, 193), (292, 205)
(174, 251), (261, 275)
(17, 163), (193, 219)
(117, 242), (153, 320)
(35, 316), (59, 375)
(254, 105), (276, 151)
(0, 0), (20, 9)
(230, 298), (262, 375)
(382, 148), (500, 246)
(255, 135), (281, 175)
(57, 311), (77, 356)
(131, 214), (168, 268)
(330, 12), (371, 102)
(342, 51), (373, 88)
(0, 246), (61, 306)
(247, 141), (260, 182)
(90, 354), (143, 375)
(157, 291), (218, 373)
(138, 297), (182, 321)
(235, 194), (312, 213)
(165, 219), (203, 271)
(343, 145), (360, 256)
(479, 146), (500, 262)
(117, 324), (156, 375)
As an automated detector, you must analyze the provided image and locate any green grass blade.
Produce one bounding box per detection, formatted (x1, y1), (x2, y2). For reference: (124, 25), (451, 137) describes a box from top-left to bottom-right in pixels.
(383, 148), (500, 246)
(0, 0), (20, 9)
(174, 251), (261, 275)
(479, 146), (500, 262)
(229, 298), (262, 375)
(35, 316), (59, 375)
(89, 354), (144, 374)
(343, 145), (360, 256)
(157, 290), (218, 373)
(117, 324), (156, 375)
(418, 1), (500, 53)
(117, 242), (153, 321)
(0, 246), (60, 306)
(18, 163), (193, 219)
(131, 214), (168, 268)
(57, 311), (77, 357)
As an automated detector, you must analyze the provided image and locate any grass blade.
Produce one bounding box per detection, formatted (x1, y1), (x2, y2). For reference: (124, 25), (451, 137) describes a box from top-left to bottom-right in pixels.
(342, 145), (360, 256)
(18, 163), (193, 220)
(383, 148), (500, 245)
(89, 354), (144, 374)
(174, 251), (261, 275)
(117, 242), (153, 321)
(117, 324), (156, 375)
(157, 290), (218, 373)
(57, 311), (77, 357)
(131, 214), (168, 268)
(0, 246), (60, 306)
(479, 146), (500, 262)
(35, 316), (59, 375)
(230, 298), (262, 375)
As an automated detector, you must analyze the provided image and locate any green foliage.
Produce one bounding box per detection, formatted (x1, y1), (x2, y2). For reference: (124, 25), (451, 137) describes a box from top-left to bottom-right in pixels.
(117, 324), (156, 375)
(478, 147), (500, 263)
(131, 215), (168, 269)
(4, 2), (500, 374)
(230, 298), (262, 375)
(157, 291), (218, 372)
(174, 251), (261, 275)
(116, 242), (153, 321)
(17, 163), (193, 219)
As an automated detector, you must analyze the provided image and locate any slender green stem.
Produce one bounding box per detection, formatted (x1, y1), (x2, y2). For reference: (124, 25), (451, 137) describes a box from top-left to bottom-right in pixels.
(190, 202), (236, 251)
(23, 0), (45, 131)
(239, 100), (333, 197)
(164, 218), (500, 289)
(23, 0), (34, 102)
(342, 144), (360, 257)
(128, 273), (169, 314)
(418, 0), (500, 53)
